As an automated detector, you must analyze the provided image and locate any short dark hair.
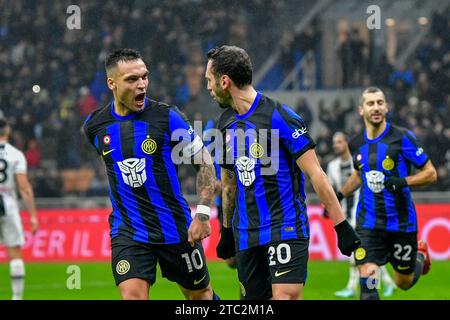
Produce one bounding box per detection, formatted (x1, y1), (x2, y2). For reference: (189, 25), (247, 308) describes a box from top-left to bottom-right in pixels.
(105, 48), (143, 73)
(206, 45), (252, 88)
(359, 86), (384, 106)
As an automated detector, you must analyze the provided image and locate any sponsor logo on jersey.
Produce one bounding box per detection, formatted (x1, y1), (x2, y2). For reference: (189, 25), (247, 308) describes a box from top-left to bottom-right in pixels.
(236, 156), (256, 187)
(291, 127), (307, 139)
(416, 147), (424, 157)
(365, 170), (385, 193)
(117, 158), (147, 188)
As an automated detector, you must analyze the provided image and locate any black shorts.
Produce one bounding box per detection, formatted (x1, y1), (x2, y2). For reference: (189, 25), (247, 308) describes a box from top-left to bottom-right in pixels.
(111, 235), (210, 290)
(236, 238), (309, 300)
(355, 227), (418, 275)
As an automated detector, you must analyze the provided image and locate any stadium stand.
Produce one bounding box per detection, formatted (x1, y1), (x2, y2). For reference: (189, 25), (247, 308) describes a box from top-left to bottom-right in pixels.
(0, 0), (448, 199)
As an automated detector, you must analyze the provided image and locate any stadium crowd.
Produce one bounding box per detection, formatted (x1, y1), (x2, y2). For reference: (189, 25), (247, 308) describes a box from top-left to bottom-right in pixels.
(0, 0), (449, 197)
(308, 8), (450, 191)
(0, 0), (285, 197)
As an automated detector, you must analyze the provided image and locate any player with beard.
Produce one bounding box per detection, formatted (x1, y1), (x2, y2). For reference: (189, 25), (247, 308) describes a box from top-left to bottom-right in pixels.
(337, 87), (437, 299)
(205, 45), (361, 300)
(325, 132), (396, 298)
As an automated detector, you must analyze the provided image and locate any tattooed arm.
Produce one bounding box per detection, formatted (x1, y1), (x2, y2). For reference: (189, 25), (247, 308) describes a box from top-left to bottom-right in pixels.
(221, 167), (237, 228)
(187, 148), (216, 245)
(192, 148), (217, 220)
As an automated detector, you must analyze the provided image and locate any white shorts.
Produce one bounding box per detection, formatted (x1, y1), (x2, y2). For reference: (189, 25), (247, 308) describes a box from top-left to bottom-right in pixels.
(0, 214), (25, 247)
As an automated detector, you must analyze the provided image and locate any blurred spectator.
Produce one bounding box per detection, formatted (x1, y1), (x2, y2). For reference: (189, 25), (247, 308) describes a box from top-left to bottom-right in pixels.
(24, 138), (41, 170)
(78, 86), (99, 117)
(0, 0), (287, 197)
(372, 54), (393, 87)
(388, 65), (414, 88)
(295, 98), (313, 128)
(31, 167), (62, 198)
(1, 1), (449, 196)
(315, 127), (332, 166)
(338, 31), (353, 87)
(349, 28), (366, 85)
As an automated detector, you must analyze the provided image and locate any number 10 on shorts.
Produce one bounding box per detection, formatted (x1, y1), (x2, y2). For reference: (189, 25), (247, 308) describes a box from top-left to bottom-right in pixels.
(181, 249), (204, 272)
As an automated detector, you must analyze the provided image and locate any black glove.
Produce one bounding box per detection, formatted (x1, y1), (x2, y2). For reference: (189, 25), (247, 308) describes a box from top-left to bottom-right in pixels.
(322, 191), (344, 219)
(334, 220), (361, 256)
(384, 176), (408, 193)
(216, 226), (236, 259)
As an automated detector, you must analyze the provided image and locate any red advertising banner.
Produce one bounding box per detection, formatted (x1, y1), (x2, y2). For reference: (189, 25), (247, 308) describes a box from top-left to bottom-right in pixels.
(306, 204), (450, 261)
(0, 204), (448, 262)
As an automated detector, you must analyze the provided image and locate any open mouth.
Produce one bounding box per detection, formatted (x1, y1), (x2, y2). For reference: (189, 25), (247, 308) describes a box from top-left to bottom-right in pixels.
(135, 93), (146, 107)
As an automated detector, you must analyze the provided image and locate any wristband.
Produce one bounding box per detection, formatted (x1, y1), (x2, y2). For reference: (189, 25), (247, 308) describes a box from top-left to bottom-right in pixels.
(196, 205), (211, 217)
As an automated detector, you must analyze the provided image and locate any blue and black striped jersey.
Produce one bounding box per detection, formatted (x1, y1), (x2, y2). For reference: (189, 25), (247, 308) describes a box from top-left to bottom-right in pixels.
(349, 123), (429, 233)
(83, 98), (202, 244)
(217, 92), (315, 251)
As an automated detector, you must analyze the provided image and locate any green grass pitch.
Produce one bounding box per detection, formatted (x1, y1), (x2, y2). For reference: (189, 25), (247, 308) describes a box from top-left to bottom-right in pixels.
(0, 261), (448, 300)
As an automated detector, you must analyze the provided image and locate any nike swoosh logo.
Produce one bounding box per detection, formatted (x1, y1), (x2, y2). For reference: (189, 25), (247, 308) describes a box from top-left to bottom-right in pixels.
(102, 149), (115, 156)
(274, 269), (292, 277)
(397, 265), (409, 270)
(194, 274), (207, 285)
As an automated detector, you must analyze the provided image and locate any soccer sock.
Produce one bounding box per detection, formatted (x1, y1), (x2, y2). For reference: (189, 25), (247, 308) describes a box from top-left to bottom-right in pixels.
(10, 259), (25, 300)
(409, 253), (425, 288)
(347, 266), (359, 291)
(212, 291), (220, 300)
(359, 277), (380, 300)
(380, 265), (394, 286)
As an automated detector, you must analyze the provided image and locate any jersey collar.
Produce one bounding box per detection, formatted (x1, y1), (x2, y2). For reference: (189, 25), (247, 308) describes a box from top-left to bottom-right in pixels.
(235, 91), (262, 120)
(110, 97), (148, 121)
(364, 122), (391, 143)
